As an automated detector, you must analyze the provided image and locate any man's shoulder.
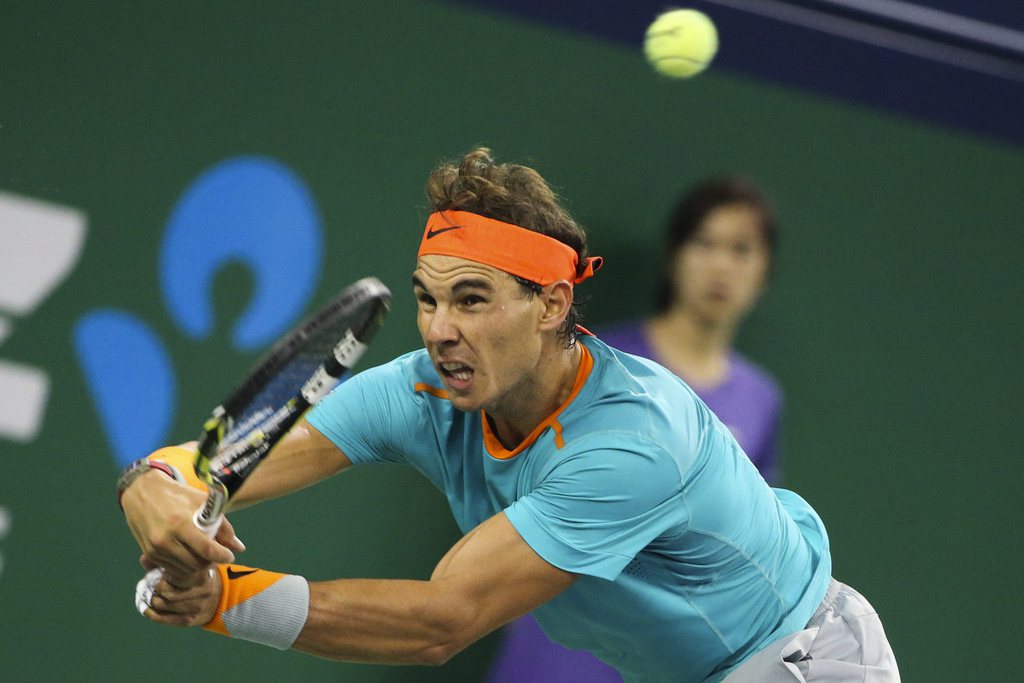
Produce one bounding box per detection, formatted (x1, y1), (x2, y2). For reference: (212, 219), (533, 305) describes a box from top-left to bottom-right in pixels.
(572, 337), (704, 456)
(360, 348), (434, 382)
(335, 349), (446, 411)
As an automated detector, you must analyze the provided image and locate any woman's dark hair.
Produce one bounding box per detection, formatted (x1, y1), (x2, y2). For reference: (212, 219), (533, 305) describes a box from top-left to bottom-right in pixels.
(654, 176), (778, 313)
(425, 148), (590, 346)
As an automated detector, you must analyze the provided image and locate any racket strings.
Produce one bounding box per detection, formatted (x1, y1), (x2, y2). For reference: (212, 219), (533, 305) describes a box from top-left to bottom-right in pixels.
(222, 323), (352, 448)
(195, 278), (390, 497)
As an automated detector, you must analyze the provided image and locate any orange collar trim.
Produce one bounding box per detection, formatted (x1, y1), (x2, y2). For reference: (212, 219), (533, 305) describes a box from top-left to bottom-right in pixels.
(418, 210), (602, 286)
(413, 382), (449, 400)
(482, 344), (594, 460)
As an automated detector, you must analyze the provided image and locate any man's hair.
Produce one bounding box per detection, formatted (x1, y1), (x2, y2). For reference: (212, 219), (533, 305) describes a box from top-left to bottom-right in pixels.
(655, 176), (779, 313)
(425, 147), (590, 347)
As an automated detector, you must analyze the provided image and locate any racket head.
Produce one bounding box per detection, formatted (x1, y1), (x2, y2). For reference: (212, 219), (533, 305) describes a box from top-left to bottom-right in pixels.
(193, 276), (391, 503)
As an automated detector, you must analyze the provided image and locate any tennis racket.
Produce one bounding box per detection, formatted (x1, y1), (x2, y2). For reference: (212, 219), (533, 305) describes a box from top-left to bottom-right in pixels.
(136, 276), (390, 613)
(192, 275), (391, 533)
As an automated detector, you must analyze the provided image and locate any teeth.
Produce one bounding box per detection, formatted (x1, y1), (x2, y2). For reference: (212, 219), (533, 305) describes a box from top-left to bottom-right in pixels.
(441, 362), (472, 381)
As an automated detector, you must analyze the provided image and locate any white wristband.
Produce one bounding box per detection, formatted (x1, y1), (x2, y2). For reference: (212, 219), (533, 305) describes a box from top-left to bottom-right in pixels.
(221, 574), (310, 650)
(202, 565), (310, 650)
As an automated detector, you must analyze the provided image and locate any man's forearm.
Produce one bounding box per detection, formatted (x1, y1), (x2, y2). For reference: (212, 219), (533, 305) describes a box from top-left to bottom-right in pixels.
(295, 577), (484, 666)
(228, 419), (350, 510)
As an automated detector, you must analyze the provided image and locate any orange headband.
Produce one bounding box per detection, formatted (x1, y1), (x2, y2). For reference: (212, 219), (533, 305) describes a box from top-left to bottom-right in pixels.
(417, 210), (602, 286)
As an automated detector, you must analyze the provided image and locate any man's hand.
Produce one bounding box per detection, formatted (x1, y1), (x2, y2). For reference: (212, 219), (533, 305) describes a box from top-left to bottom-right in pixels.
(139, 560), (222, 627)
(121, 469), (244, 576)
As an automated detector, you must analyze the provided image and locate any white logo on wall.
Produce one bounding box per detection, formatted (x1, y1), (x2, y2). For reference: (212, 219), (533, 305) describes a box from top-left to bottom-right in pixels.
(0, 191), (87, 442)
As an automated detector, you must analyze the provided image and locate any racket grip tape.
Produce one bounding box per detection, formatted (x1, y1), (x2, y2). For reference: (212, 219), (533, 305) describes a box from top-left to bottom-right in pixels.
(204, 564), (309, 650)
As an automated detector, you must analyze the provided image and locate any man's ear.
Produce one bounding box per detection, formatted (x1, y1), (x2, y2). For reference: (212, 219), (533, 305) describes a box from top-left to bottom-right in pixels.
(538, 281), (574, 332)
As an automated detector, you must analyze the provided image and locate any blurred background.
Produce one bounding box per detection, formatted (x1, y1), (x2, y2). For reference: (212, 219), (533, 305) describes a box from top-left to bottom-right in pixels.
(1, 1), (1022, 680)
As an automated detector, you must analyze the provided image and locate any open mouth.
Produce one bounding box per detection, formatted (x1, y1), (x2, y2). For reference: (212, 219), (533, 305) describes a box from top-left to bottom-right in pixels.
(439, 361), (474, 388)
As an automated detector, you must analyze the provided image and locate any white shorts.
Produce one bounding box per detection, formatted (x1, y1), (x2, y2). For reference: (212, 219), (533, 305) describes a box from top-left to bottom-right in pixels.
(722, 578), (900, 682)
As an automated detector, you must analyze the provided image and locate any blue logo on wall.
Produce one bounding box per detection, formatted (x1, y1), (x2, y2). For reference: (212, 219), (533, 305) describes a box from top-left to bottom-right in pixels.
(74, 157), (323, 467)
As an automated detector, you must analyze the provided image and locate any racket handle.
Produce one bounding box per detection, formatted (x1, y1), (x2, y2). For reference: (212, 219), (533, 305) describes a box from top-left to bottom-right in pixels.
(135, 503), (223, 617)
(192, 509), (223, 537)
(192, 479), (228, 536)
(135, 568), (162, 615)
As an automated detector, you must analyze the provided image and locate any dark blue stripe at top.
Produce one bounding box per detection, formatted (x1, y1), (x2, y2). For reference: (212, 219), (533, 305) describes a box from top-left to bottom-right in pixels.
(448, 0), (1024, 148)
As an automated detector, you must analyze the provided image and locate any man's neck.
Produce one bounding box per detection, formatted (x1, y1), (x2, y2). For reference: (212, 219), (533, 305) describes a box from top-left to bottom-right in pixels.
(487, 341), (582, 450)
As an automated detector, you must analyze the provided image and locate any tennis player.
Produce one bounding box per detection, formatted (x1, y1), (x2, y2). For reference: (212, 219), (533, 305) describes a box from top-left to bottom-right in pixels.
(489, 176), (786, 682)
(120, 148), (899, 682)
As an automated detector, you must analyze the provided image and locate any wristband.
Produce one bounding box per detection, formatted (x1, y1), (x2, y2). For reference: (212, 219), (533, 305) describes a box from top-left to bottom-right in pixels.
(116, 459), (176, 509)
(143, 445), (208, 491)
(204, 564), (309, 650)
(116, 446), (209, 510)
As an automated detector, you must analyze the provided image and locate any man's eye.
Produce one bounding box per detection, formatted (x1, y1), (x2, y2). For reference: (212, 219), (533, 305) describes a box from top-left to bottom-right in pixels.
(463, 295), (485, 306)
(417, 293), (436, 307)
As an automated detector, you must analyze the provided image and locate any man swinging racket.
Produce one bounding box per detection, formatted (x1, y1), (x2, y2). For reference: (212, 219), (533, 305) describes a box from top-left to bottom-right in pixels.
(119, 148), (899, 682)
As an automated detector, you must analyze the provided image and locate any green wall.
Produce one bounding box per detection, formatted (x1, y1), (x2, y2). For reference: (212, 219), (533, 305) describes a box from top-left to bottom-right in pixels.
(1, 1), (1021, 680)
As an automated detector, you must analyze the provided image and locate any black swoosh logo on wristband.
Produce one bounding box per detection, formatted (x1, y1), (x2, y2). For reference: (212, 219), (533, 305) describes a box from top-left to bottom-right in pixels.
(226, 567), (259, 580)
(425, 224), (464, 239)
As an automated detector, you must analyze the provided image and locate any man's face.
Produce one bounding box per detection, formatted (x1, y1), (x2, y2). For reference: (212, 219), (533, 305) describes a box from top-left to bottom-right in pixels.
(413, 254), (546, 415)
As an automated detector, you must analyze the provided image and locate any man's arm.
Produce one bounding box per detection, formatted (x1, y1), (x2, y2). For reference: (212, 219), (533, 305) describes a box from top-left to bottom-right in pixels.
(297, 511), (575, 665)
(147, 511), (576, 666)
(121, 418), (349, 575)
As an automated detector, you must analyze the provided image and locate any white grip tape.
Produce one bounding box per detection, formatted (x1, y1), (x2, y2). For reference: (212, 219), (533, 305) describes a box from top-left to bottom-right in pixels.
(300, 365), (336, 404)
(333, 330), (367, 367)
(135, 568), (162, 615)
(193, 508), (224, 537)
(300, 330), (368, 404)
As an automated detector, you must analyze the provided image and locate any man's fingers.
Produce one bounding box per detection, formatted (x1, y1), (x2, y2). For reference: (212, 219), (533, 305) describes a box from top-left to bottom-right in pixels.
(142, 566), (219, 627)
(142, 539), (208, 576)
(182, 522), (236, 564)
(215, 517), (246, 554)
(144, 606), (201, 627)
(162, 565), (215, 589)
(153, 529), (234, 570)
(149, 591), (210, 615)
(200, 537), (236, 565)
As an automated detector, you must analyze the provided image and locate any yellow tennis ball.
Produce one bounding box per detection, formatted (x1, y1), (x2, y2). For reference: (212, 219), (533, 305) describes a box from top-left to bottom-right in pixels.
(644, 9), (719, 78)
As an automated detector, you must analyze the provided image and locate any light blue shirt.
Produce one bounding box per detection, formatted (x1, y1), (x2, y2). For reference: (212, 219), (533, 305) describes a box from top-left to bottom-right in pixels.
(308, 336), (831, 682)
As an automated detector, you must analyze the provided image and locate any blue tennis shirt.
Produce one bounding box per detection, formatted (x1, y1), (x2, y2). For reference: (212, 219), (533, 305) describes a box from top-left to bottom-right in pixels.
(308, 335), (830, 682)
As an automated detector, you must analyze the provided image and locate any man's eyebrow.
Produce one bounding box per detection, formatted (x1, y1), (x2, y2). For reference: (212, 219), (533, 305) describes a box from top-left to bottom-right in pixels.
(451, 278), (494, 295)
(412, 276), (494, 294)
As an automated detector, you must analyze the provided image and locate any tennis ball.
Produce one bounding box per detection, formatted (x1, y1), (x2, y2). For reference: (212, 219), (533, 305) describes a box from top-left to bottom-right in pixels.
(644, 9), (719, 78)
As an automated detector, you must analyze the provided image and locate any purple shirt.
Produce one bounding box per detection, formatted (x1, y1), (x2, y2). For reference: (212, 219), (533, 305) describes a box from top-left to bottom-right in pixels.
(487, 321), (783, 683)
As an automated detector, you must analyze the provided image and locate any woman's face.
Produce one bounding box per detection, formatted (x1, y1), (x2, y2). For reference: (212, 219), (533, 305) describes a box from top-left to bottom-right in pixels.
(671, 202), (771, 327)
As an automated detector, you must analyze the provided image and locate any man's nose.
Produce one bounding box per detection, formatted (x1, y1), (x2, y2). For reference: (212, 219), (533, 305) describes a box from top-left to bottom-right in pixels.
(424, 306), (459, 345)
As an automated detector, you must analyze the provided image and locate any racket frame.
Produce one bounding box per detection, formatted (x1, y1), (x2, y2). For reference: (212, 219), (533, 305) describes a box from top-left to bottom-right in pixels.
(188, 276), (391, 534)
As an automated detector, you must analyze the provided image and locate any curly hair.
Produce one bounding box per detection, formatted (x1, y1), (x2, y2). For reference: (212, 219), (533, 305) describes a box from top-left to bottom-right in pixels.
(424, 148), (591, 347)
